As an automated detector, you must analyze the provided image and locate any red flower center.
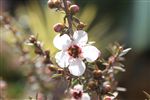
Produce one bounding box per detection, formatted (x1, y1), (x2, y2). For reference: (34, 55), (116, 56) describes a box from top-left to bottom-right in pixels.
(72, 91), (82, 99)
(68, 45), (82, 58)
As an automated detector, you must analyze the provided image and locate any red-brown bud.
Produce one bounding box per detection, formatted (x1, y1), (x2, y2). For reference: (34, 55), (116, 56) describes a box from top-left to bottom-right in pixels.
(103, 84), (111, 93)
(57, 68), (64, 74)
(53, 23), (65, 32)
(87, 81), (97, 90)
(44, 50), (50, 56)
(69, 5), (79, 14)
(48, 0), (55, 8)
(34, 47), (43, 55)
(29, 35), (36, 43)
(48, 0), (61, 9)
(93, 69), (102, 79)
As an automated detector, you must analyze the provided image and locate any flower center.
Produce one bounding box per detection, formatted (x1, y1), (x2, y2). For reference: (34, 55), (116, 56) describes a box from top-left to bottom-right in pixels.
(72, 91), (82, 99)
(68, 45), (81, 58)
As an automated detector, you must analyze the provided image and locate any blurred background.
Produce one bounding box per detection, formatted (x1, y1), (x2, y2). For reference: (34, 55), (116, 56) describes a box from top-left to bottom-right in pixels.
(0, 0), (150, 99)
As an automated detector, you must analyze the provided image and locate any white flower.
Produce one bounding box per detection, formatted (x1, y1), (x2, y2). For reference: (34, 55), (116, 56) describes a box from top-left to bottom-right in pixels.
(53, 30), (100, 76)
(70, 84), (90, 100)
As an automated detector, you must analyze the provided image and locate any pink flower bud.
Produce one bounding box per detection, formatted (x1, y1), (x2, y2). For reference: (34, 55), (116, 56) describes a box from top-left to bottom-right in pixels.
(48, 0), (55, 9)
(103, 84), (111, 93)
(48, 0), (61, 9)
(53, 23), (64, 32)
(69, 5), (80, 14)
(66, 0), (72, 7)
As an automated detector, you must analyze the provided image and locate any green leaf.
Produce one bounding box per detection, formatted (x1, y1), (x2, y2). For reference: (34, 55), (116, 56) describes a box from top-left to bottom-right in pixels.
(72, 79), (78, 86)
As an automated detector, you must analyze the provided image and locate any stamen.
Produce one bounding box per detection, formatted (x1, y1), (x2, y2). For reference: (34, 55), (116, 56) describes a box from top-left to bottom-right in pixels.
(73, 91), (82, 99)
(68, 45), (81, 58)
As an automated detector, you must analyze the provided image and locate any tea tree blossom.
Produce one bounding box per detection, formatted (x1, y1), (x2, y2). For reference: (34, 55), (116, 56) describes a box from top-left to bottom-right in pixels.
(53, 30), (100, 76)
(70, 84), (90, 100)
(1, 0), (131, 99)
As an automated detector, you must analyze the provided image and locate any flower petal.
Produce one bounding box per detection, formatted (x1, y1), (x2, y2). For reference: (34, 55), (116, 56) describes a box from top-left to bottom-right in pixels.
(81, 93), (90, 100)
(73, 30), (88, 46)
(74, 84), (83, 91)
(55, 51), (69, 68)
(68, 59), (86, 76)
(53, 34), (71, 50)
(82, 45), (100, 62)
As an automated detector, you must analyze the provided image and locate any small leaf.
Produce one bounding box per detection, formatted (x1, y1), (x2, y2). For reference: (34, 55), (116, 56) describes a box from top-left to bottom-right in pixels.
(72, 79), (78, 86)
(116, 87), (127, 92)
(88, 41), (95, 45)
(102, 62), (109, 66)
(51, 74), (62, 79)
(107, 92), (114, 96)
(113, 66), (126, 72)
(119, 48), (131, 57)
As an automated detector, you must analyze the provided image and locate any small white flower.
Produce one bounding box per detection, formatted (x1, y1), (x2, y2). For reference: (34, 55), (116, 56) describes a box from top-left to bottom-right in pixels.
(53, 30), (100, 76)
(70, 84), (90, 100)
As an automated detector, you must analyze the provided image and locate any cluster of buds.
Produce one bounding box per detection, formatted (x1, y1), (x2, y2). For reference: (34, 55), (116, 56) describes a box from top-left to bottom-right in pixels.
(48, 0), (86, 34)
(28, 35), (44, 55)
(48, 0), (79, 14)
(27, 35), (54, 66)
(47, 0), (131, 100)
(48, 0), (62, 9)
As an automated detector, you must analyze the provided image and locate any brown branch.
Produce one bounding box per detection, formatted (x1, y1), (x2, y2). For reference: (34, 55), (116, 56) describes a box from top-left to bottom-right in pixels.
(2, 16), (48, 99)
(62, 0), (73, 36)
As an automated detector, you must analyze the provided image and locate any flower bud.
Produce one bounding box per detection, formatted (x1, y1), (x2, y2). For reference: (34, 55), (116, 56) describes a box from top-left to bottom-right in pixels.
(48, 0), (55, 9)
(34, 47), (42, 55)
(53, 23), (65, 32)
(29, 35), (36, 43)
(102, 84), (111, 93)
(87, 81), (97, 90)
(119, 46), (123, 51)
(44, 50), (50, 57)
(93, 69), (102, 79)
(66, 0), (71, 7)
(69, 5), (79, 14)
(48, 0), (61, 9)
(57, 68), (64, 74)
(77, 22), (86, 30)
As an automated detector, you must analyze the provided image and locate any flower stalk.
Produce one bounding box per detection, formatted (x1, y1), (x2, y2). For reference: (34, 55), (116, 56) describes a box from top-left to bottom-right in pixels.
(62, 0), (74, 36)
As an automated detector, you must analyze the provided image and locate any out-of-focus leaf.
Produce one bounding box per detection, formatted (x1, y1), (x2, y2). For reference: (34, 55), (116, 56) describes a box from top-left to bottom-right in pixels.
(79, 4), (97, 30)
(51, 74), (62, 79)
(116, 87), (127, 92)
(113, 66), (126, 72)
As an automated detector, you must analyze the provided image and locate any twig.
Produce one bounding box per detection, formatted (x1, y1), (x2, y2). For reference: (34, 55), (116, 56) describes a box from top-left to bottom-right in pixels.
(62, 0), (73, 36)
